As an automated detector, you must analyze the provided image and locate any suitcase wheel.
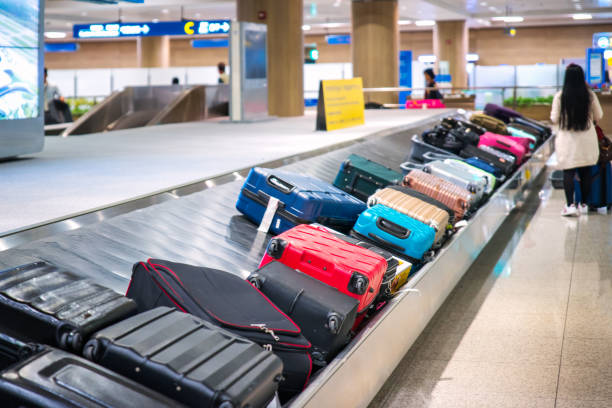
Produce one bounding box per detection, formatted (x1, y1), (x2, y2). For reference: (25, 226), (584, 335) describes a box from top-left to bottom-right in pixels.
(218, 401), (235, 408)
(267, 239), (287, 259)
(468, 185), (477, 194)
(83, 340), (100, 361)
(248, 274), (263, 289)
(327, 312), (342, 335)
(59, 329), (83, 352)
(423, 250), (436, 263)
(348, 273), (369, 295)
(366, 196), (378, 207)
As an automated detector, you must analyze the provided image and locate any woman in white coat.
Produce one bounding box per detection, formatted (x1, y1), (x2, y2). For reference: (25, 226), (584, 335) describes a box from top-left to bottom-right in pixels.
(551, 64), (603, 216)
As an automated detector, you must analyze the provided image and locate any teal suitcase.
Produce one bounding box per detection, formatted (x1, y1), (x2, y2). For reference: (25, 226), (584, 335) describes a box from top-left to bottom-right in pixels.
(333, 154), (403, 202)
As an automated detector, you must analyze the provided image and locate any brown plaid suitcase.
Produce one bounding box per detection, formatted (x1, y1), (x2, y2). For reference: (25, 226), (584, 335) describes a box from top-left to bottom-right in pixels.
(368, 186), (452, 246)
(402, 170), (472, 220)
(470, 113), (509, 135)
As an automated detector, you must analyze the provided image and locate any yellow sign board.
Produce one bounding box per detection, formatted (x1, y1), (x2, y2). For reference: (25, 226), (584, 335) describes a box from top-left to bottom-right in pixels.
(316, 78), (365, 131)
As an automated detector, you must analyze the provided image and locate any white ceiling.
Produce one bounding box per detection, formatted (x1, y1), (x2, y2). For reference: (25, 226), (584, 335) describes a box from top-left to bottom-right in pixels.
(44, 0), (612, 36)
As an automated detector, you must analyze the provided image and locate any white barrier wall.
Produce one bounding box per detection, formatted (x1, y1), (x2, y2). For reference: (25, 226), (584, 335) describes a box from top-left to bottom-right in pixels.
(46, 63), (564, 102)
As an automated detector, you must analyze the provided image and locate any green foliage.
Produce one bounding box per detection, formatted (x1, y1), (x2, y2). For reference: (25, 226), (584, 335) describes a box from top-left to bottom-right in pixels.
(503, 95), (553, 108)
(66, 97), (98, 117)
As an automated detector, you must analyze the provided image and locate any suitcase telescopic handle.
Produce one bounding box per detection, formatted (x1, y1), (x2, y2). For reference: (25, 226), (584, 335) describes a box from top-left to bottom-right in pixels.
(266, 175), (295, 194)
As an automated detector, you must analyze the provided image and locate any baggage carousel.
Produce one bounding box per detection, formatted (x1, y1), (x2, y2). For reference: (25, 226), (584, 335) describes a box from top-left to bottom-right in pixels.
(0, 111), (554, 407)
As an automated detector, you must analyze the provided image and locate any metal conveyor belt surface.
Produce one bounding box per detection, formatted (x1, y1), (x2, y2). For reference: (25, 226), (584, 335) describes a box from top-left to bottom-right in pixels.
(0, 114), (444, 294)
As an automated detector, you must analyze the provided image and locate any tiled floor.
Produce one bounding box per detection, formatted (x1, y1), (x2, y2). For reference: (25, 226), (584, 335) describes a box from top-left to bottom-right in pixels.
(369, 181), (612, 408)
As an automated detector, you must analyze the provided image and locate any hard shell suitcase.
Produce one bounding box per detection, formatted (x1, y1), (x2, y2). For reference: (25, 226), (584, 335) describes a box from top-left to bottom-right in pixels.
(423, 160), (487, 202)
(470, 113), (509, 135)
(236, 167), (366, 235)
(460, 144), (515, 176)
(484, 103), (522, 123)
(311, 224), (413, 301)
(0, 262), (137, 353)
(248, 262), (359, 364)
(510, 116), (551, 138)
(351, 204), (436, 262)
(478, 145), (518, 166)
(126, 260), (312, 401)
(465, 157), (504, 179)
(402, 169), (472, 220)
(574, 162), (612, 208)
(333, 154), (403, 202)
(367, 186), (452, 246)
(508, 122), (544, 142)
(441, 159), (497, 194)
(0, 334), (181, 408)
(84, 307), (283, 408)
(478, 132), (528, 164)
(259, 224), (388, 313)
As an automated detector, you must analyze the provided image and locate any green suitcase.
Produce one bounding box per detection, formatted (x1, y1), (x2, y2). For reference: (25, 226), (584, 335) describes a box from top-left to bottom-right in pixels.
(333, 154), (403, 202)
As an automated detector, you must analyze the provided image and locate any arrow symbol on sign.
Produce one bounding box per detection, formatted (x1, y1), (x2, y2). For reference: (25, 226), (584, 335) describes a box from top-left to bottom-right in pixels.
(221, 22), (230, 32)
(142, 25), (150, 34)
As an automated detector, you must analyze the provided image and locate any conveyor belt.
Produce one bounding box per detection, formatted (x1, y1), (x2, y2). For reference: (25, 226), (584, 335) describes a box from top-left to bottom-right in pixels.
(0, 113), (444, 293)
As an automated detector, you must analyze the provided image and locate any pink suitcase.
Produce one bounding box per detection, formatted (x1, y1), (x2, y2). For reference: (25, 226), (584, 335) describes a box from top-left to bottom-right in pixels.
(478, 132), (528, 164)
(405, 99), (446, 109)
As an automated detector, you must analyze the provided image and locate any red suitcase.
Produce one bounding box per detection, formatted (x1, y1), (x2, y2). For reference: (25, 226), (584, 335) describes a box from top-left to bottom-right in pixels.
(259, 224), (388, 313)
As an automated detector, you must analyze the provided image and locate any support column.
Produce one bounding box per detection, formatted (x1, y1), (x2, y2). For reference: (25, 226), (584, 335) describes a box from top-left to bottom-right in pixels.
(237, 0), (304, 117)
(433, 21), (468, 89)
(351, 0), (399, 104)
(138, 36), (171, 68)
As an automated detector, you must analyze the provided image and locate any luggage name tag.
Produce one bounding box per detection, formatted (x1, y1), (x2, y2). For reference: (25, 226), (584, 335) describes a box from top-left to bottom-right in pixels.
(390, 258), (412, 294)
(258, 196), (281, 233)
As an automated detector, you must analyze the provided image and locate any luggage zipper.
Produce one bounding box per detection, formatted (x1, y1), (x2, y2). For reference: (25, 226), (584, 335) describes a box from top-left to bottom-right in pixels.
(251, 324), (280, 341)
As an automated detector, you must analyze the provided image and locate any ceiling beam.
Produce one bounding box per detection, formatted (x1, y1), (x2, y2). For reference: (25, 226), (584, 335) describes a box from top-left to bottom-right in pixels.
(420, 0), (470, 18)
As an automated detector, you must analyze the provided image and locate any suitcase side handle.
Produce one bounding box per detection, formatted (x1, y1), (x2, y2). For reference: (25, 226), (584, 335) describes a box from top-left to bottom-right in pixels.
(375, 217), (411, 239)
(266, 175), (295, 194)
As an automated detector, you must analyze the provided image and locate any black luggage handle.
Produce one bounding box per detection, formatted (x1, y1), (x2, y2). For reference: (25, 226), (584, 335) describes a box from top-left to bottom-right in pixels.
(367, 232), (405, 253)
(0, 333), (41, 362)
(376, 217), (410, 239)
(266, 175), (295, 194)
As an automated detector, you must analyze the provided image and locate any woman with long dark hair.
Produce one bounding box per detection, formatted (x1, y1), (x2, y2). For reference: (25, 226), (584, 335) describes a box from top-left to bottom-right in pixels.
(551, 64), (603, 216)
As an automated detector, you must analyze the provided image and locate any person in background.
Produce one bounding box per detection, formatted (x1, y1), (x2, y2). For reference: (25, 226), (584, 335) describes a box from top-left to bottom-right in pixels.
(551, 64), (603, 216)
(171, 77), (180, 85)
(218, 62), (229, 84)
(423, 68), (442, 100)
(44, 67), (63, 124)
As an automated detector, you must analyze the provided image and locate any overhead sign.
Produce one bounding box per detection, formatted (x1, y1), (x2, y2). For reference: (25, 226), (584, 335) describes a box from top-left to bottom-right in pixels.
(73, 20), (231, 39)
(593, 32), (612, 49)
(316, 78), (365, 131)
(326, 34), (351, 45)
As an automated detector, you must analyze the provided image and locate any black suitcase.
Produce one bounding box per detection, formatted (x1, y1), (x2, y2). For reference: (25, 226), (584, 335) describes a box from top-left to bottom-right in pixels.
(84, 307), (283, 408)
(248, 262), (359, 365)
(510, 116), (551, 138)
(0, 262), (137, 352)
(0, 333), (181, 408)
(460, 145), (515, 176)
(126, 259), (312, 401)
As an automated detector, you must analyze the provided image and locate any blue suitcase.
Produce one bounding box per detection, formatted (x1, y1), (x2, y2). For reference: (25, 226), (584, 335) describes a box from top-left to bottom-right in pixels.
(236, 167), (366, 235)
(574, 163), (612, 208)
(351, 204), (436, 262)
(465, 157), (503, 179)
